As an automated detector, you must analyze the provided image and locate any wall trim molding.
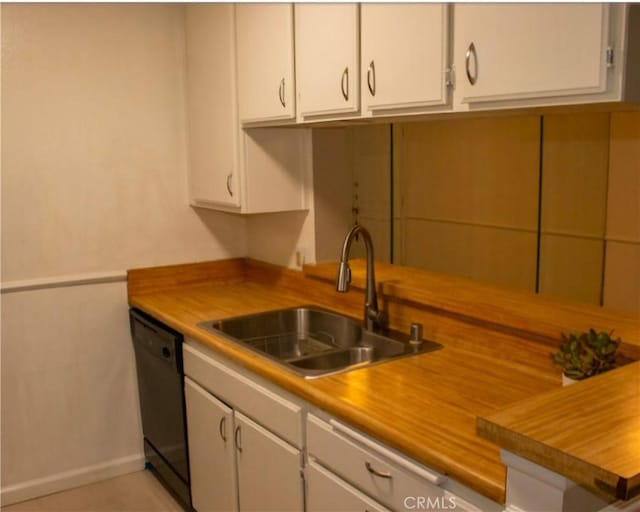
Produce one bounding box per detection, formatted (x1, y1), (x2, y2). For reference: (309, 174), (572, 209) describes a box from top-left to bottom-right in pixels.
(0, 271), (127, 294)
(0, 453), (144, 507)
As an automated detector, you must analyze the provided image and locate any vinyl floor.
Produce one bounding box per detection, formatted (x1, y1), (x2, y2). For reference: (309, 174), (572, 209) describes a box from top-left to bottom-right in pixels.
(1, 471), (182, 512)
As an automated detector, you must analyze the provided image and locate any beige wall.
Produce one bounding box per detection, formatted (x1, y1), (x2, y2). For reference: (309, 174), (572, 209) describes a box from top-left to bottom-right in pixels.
(1, 4), (246, 281)
(1, 4), (246, 504)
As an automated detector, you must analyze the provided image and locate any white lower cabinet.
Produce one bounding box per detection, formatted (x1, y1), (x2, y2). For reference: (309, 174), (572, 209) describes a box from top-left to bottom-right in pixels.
(307, 414), (446, 511)
(306, 414), (497, 512)
(183, 341), (304, 512)
(235, 412), (303, 512)
(306, 459), (390, 512)
(185, 377), (237, 512)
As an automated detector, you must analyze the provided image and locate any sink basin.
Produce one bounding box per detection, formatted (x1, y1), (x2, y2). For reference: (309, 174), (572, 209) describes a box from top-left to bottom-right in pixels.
(198, 306), (441, 378)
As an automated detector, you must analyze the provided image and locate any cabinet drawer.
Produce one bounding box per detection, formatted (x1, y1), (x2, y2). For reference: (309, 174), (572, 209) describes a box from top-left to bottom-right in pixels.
(306, 459), (390, 512)
(307, 414), (446, 511)
(183, 341), (302, 448)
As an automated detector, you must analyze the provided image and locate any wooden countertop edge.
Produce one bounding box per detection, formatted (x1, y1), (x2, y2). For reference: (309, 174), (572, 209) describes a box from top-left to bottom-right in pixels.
(476, 417), (622, 502)
(476, 360), (640, 503)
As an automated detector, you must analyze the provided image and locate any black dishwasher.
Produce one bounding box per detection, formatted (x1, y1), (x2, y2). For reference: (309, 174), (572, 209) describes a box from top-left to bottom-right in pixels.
(130, 308), (191, 510)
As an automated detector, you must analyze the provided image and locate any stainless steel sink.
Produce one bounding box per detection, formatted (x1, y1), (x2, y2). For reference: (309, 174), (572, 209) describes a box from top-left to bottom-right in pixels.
(197, 306), (441, 378)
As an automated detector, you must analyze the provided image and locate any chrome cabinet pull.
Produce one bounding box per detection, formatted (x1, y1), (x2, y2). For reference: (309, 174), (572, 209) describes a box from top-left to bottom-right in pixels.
(341, 67), (349, 101)
(365, 461), (391, 479)
(367, 60), (376, 96)
(226, 173), (233, 197)
(278, 78), (286, 107)
(219, 416), (227, 442)
(465, 42), (478, 85)
(234, 426), (242, 452)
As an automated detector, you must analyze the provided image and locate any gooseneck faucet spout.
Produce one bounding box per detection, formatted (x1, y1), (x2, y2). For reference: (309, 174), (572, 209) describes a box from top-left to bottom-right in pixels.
(336, 224), (385, 331)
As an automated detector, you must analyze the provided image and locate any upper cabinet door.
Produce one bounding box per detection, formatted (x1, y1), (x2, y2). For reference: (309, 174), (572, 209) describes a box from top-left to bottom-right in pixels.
(295, 4), (359, 120)
(185, 4), (240, 209)
(236, 4), (296, 124)
(454, 4), (610, 104)
(361, 4), (450, 113)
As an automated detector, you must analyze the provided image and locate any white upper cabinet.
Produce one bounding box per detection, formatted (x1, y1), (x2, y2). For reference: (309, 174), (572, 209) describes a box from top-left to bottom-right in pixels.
(453, 4), (610, 104)
(184, 4), (310, 214)
(236, 4), (296, 124)
(361, 4), (450, 114)
(295, 4), (360, 120)
(185, 4), (240, 209)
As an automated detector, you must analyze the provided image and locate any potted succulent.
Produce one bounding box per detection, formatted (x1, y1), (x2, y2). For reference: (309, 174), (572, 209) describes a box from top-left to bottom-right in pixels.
(551, 329), (621, 385)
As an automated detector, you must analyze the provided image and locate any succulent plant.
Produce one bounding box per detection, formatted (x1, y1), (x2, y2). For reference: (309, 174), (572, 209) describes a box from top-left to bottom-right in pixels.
(551, 329), (621, 380)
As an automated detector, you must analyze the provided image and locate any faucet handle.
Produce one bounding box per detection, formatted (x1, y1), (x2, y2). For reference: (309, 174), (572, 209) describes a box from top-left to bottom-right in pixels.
(336, 261), (352, 292)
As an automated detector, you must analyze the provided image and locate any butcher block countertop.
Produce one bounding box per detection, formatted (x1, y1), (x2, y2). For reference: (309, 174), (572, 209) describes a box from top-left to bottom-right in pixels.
(127, 258), (640, 505)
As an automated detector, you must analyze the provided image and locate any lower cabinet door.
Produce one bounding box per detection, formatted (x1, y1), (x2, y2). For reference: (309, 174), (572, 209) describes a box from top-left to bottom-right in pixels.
(306, 459), (391, 512)
(184, 377), (237, 512)
(235, 411), (303, 512)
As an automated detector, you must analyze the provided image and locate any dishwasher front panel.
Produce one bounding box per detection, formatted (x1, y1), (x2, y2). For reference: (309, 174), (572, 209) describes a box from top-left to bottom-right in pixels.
(130, 309), (191, 509)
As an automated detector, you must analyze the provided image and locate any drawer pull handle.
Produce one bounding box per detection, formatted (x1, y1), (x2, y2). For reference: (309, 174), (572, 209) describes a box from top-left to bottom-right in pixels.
(219, 416), (227, 442)
(365, 461), (392, 479)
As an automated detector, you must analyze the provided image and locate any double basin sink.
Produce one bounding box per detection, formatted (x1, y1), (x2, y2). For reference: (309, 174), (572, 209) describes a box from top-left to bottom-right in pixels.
(198, 306), (441, 378)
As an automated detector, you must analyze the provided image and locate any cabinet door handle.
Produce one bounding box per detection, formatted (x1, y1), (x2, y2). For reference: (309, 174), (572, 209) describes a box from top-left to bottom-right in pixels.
(341, 67), (349, 101)
(234, 426), (242, 452)
(367, 60), (376, 96)
(219, 416), (227, 442)
(465, 42), (478, 85)
(365, 461), (392, 479)
(226, 173), (233, 197)
(278, 78), (286, 107)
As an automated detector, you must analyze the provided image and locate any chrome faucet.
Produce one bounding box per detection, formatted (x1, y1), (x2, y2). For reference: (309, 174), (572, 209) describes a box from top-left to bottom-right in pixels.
(336, 224), (385, 331)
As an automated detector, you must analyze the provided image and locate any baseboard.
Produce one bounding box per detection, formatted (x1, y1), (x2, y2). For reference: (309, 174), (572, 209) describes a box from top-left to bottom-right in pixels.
(0, 453), (145, 507)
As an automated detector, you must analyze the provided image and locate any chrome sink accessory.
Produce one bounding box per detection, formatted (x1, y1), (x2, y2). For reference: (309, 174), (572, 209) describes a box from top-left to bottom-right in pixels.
(409, 322), (424, 347)
(336, 223), (386, 331)
(198, 307), (442, 379)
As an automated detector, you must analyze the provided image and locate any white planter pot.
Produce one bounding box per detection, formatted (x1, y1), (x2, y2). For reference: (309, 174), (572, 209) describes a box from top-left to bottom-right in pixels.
(562, 374), (581, 386)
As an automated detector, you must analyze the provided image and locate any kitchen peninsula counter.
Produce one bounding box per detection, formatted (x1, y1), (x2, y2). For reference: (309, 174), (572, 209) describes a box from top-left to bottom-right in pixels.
(127, 258), (640, 505)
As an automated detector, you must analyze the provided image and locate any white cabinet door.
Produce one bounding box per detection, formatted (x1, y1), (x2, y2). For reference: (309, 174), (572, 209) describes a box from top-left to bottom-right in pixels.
(361, 4), (449, 113)
(185, 4), (240, 209)
(184, 377), (237, 512)
(295, 4), (359, 120)
(454, 4), (610, 103)
(236, 4), (296, 124)
(235, 412), (303, 512)
(306, 460), (391, 512)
